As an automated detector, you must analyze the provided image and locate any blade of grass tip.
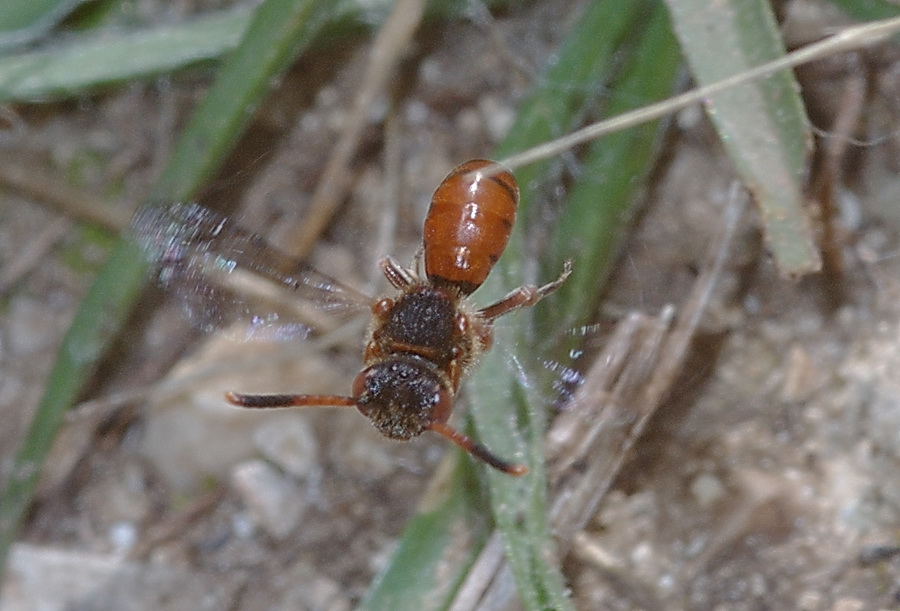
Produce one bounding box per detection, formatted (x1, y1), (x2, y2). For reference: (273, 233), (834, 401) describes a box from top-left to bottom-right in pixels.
(0, 0), (339, 580)
(460, 3), (664, 610)
(0, 6), (254, 103)
(548, 6), (682, 333)
(0, 0), (86, 49)
(829, 0), (900, 21)
(664, 0), (820, 276)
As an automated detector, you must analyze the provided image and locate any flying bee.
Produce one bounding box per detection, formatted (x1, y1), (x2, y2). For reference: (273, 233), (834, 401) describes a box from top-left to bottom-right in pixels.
(134, 159), (571, 475)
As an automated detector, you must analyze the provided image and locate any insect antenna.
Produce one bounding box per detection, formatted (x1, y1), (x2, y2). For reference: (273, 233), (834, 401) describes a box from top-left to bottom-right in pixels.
(225, 392), (357, 408)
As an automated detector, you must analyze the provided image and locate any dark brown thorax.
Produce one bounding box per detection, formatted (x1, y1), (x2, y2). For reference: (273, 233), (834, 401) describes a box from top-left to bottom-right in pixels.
(207, 159), (570, 476)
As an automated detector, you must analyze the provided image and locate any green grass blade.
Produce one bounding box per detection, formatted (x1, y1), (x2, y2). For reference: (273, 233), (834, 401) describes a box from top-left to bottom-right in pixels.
(0, 0), (338, 579)
(0, 238), (147, 578)
(548, 7), (682, 332)
(664, 0), (820, 276)
(493, 0), (650, 215)
(828, 0), (900, 20)
(471, 3), (680, 609)
(149, 0), (335, 202)
(0, 0), (513, 104)
(357, 460), (490, 611)
(0, 0), (87, 48)
(0, 6), (253, 103)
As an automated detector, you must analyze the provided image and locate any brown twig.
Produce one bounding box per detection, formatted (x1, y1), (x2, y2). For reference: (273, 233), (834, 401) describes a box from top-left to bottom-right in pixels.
(811, 53), (869, 297)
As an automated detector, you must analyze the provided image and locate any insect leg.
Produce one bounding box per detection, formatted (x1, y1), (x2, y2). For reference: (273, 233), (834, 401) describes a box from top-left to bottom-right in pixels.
(225, 392), (357, 408)
(379, 256), (417, 289)
(428, 421), (528, 476)
(477, 260), (572, 322)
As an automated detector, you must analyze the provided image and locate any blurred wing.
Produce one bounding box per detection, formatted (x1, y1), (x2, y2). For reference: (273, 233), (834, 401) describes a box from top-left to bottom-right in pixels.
(131, 202), (373, 341)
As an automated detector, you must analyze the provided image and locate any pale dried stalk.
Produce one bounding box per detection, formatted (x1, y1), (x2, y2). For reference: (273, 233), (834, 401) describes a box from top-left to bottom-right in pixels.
(495, 16), (900, 174)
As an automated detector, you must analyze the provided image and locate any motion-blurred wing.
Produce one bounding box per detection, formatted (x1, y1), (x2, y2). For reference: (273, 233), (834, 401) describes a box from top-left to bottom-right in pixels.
(131, 202), (372, 340)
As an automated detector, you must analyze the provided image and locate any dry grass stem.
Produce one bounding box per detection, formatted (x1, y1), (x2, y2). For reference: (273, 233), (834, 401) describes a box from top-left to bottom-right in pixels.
(495, 16), (900, 174)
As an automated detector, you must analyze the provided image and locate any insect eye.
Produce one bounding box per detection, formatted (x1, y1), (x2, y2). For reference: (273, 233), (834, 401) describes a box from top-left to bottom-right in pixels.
(351, 369), (370, 405)
(432, 387), (454, 424)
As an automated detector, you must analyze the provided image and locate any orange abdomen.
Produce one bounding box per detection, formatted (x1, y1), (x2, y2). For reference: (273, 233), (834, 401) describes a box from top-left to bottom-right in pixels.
(423, 159), (519, 295)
